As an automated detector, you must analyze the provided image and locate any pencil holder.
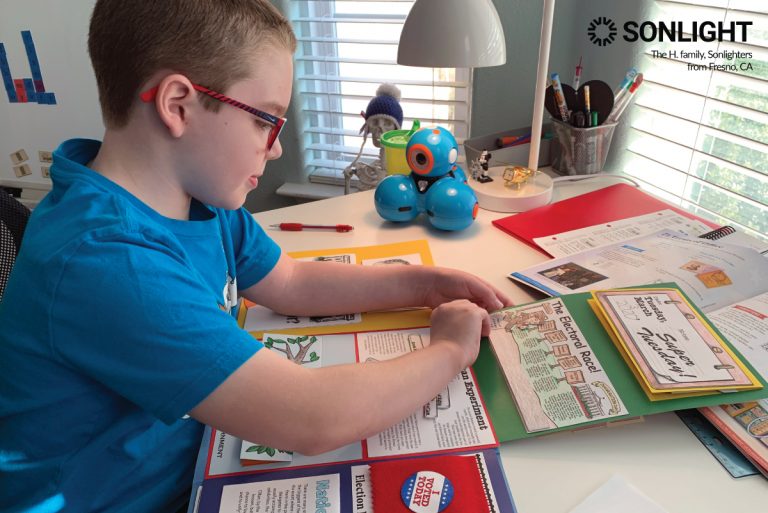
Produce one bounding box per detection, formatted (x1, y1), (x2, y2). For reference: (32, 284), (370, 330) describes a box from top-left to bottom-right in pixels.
(550, 119), (616, 175)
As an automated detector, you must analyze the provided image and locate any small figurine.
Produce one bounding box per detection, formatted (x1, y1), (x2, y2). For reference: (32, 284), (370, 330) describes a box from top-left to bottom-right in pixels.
(374, 126), (478, 231)
(344, 84), (403, 194)
(502, 166), (534, 190)
(476, 150), (493, 183)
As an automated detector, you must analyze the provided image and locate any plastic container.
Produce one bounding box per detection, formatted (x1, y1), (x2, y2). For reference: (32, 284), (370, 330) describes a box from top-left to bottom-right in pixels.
(463, 124), (553, 170)
(550, 118), (617, 175)
(380, 120), (420, 175)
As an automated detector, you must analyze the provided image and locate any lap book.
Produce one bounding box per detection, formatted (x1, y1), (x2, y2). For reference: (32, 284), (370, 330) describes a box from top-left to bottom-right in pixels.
(472, 283), (768, 442)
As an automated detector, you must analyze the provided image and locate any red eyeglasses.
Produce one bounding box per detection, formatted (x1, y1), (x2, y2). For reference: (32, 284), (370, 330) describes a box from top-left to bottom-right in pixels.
(140, 83), (286, 150)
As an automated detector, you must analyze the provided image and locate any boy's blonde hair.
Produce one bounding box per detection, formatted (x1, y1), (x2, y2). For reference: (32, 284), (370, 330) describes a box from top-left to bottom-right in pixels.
(88, 0), (296, 128)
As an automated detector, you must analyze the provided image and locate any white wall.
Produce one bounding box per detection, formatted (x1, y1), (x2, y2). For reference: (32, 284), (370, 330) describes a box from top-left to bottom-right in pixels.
(0, 0), (102, 190)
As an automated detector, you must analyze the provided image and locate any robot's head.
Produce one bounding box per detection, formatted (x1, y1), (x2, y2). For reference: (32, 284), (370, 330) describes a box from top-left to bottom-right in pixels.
(405, 126), (459, 178)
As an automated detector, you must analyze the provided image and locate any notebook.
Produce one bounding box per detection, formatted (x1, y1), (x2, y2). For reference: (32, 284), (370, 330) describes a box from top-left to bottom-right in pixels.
(699, 226), (768, 255)
(492, 183), (718, 256)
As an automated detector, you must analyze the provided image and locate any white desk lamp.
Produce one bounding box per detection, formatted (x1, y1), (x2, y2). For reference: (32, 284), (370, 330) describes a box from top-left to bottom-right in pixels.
(398, 0), (557, 212)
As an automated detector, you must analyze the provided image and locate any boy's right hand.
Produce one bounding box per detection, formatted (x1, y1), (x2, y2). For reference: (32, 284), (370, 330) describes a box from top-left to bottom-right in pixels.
(429, 299), (490, 369)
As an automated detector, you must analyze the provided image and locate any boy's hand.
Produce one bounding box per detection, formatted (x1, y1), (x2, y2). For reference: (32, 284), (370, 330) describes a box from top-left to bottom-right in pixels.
(429, 299), (490, 368)
(420, 267), (513, 312)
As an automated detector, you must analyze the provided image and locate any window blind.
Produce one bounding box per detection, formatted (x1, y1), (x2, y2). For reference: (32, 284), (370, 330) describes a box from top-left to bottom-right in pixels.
(288, 0), (471, 188)
(620, 0), (767, 241)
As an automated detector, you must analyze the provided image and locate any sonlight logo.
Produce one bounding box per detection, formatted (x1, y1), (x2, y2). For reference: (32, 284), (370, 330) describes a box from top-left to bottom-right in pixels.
(588, 17), (617, 46)
(589, 19), (752, 46)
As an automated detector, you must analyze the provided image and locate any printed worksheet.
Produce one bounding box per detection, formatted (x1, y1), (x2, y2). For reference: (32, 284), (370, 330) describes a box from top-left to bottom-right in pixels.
(487, 298), (628, 433)
(708, 292), (768, 378)
(218, 474), (340, 513)
(243, 307), (361, 332)
(206, 328), (496, 478)
(533, 210), (712, 258)
(512, 230), (768, 313)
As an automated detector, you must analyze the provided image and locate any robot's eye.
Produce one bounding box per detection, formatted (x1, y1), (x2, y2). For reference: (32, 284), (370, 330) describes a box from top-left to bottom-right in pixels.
(407, 144), (434, 175)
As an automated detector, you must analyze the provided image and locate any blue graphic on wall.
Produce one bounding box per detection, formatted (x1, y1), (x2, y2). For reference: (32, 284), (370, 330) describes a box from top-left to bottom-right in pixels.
(0, 30), (57, 104)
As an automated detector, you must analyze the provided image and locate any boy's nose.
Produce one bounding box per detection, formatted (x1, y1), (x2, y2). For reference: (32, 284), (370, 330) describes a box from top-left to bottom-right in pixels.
(268, 138), (283, 160)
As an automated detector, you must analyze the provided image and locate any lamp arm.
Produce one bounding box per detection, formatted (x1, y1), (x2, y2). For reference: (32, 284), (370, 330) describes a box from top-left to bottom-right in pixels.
(528, 0), (556, 172)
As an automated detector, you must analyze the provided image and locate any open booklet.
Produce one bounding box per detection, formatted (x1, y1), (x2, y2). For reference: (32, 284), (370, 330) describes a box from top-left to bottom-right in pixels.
(509, 229), (768, 314)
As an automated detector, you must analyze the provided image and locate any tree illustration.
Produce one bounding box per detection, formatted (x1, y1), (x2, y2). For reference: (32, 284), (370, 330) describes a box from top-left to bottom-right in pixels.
(264, 335), (320, 366)
(244, 444), (292, 457)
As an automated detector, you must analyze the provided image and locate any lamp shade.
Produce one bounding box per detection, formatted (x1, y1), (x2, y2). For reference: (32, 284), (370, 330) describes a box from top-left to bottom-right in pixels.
(397, 0), (506, 68)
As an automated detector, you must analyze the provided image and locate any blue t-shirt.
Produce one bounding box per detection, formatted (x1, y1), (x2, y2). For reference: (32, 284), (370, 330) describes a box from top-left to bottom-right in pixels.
(0, 139), (281, 512)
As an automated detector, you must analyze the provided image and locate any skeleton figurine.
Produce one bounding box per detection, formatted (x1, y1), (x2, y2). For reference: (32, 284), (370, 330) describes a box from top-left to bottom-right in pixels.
(343, 84), (403, 194)
(476, 150), (493, 183)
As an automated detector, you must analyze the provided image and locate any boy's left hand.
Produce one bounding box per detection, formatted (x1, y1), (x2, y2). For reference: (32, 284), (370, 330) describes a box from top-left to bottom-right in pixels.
(420, 267), (513, 312)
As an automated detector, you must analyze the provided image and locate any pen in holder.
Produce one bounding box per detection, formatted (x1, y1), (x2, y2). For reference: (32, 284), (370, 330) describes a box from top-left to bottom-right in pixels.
(550, 118), (616, 175)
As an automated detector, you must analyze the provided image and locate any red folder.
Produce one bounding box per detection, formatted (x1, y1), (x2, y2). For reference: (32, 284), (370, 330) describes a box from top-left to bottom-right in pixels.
(492, 183), (717, 256)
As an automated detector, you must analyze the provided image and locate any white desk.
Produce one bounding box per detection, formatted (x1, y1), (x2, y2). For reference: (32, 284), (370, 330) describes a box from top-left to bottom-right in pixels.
(253, 179), (768, 512)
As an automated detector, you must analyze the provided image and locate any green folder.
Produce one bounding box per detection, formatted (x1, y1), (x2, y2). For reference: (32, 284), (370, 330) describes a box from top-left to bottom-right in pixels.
(473, 283), (768, 442)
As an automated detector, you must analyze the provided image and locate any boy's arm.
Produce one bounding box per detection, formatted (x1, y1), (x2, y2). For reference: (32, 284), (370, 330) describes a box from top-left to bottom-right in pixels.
(240, 253), (511, 316)
(190, 300), (489, 456)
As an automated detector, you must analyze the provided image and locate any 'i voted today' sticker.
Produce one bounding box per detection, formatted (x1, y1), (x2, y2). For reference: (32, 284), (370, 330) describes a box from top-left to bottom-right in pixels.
(400, 470), (454, 513)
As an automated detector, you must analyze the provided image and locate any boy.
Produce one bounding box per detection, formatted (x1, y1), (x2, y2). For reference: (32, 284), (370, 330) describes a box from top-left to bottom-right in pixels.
(0, 1), (511, 512)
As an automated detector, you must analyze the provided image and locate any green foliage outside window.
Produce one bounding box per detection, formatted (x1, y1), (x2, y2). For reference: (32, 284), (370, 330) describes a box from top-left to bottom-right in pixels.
(685, 72), (767, 238)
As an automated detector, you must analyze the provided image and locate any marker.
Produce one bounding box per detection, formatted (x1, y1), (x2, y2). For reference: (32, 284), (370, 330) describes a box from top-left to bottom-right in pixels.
(614, 67), (638, 104)
(584, 85), (591, 127)
(573, 56), (583, 89)
(571, 111), (586, 128)
(607, 73), (643, 123)
(270, 223), (354, 232)
(551, 73), (570, 122)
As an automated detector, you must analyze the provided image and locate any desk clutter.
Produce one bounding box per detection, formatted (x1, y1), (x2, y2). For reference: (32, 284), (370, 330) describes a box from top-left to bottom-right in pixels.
(189, 241), (517, 512)
(490, 183), (768, 477)
(189, 201), (768, 510)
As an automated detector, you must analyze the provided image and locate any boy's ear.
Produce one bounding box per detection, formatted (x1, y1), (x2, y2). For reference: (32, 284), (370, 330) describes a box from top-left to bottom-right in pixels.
(152, 74), (197, 138)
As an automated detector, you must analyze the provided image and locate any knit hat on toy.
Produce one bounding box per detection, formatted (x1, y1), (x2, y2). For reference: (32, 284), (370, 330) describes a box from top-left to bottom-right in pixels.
(361, 83), (403, 130)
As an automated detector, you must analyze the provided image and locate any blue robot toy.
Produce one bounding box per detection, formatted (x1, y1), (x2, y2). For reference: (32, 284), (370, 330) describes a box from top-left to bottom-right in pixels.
(374, 126), (478, 231)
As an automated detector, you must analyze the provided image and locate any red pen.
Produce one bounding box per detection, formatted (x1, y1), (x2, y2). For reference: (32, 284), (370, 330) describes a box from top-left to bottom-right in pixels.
(270, 223), (354, 232)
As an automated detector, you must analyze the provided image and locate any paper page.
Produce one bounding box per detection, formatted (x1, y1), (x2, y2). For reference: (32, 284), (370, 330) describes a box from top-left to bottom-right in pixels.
(350, 465), (373, 513)
(714, 230), (768, 254)
(704, 401), (768, 470)
(568, 475), (668, 513)
(593, 289), (758, 393)
(709, 292), (768, 379)
(349, 452), (504, 513)
(511, 230), (768, 313)
(207, 333), (363, 477)
(218, 473), (340, 513)
(486, 298), (628, 433)
(360, 329), (497, 456)
(296, 252), (357, 264)
(533, 210), (712, 258)
(361, 252), (423, 266)
(243, 307), (361, 332)
(206, 328), (496, 477)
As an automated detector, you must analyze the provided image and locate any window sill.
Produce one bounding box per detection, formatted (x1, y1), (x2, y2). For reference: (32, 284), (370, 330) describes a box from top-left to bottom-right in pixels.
(275, 182), (348, 200)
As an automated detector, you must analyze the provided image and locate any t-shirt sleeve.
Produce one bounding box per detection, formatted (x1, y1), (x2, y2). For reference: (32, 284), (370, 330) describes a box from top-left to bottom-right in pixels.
(225, 207), (281, 289)
(50, 235), (262, 424)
